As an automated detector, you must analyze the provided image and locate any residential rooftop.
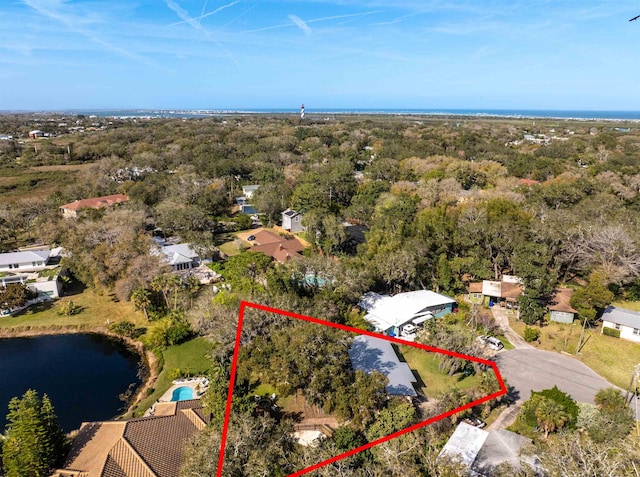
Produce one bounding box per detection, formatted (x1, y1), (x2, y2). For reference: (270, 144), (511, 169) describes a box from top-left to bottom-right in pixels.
(601, 306), (640, 329)
(55, 400), (208, 477)
(349, 334), (417, 396)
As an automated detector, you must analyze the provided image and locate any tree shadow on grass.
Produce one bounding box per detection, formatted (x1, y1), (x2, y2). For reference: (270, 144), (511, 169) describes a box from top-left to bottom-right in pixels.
(63, 278), (86, 297)
(14, 300), (54, 316)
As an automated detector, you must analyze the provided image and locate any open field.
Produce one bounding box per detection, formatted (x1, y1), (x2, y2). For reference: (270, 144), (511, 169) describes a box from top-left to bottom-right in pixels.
(400, 344), (480, 397)
(510, 317), (640, 389)
(0, 169), (74, 202)
(0, 285), (146, 334)
(128, 337), (213, 416)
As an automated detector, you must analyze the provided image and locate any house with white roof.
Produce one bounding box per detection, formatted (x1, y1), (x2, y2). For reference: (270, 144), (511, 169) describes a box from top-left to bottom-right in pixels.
(438, 421), (540, 476)
(0, 250), (52, 273)
(157, 244), (202, 272)
(241, 185), (260, 199)
(359, 290), (456, 337)
(0, 249), (65, 306)
(601, 306), (640, 343)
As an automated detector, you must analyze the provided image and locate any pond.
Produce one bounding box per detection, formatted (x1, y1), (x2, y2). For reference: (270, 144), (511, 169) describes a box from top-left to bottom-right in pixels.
(0, 333), (143, 432)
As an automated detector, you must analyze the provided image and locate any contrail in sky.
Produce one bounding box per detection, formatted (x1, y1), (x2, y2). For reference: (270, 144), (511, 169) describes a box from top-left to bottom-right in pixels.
(288, 14), (312, 36)
(170, 0), (240, 27)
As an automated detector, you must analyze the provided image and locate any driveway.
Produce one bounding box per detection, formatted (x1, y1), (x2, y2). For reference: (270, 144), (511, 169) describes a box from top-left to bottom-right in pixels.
(490, 307), (533, 350)
(494, 348), (614, 405)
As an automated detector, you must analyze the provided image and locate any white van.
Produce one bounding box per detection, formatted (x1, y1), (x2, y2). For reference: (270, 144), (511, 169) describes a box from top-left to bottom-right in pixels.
(485, 336), (504, 351)
(477, 335), (504, 351)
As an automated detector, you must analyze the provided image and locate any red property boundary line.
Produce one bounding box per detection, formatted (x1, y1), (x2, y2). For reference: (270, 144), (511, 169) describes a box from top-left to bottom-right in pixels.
(216, 301), (508, 477)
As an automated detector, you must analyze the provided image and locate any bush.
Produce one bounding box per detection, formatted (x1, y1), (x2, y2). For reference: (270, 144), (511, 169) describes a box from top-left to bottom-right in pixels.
(524, 326), (540, 342)
(58, 300), (80, 316)
(168, 368), (192, 380)
(108, 320), (137, 337)
(602, 326), (620, 338)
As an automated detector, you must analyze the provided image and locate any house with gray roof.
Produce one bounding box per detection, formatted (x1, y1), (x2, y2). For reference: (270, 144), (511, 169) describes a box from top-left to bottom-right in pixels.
(281, 208), (305, 233)
(348, 335), (417, 396)
(438, 422), (541, 476)
(0, 250), (52, 273)
(157, 243), (202, 272)
(601, 306), (640, 343)
(241, 184), (260, 199)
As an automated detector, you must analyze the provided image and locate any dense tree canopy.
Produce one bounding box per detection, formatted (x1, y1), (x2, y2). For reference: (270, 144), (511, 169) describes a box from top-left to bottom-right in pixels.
(1, 390), (67, 477)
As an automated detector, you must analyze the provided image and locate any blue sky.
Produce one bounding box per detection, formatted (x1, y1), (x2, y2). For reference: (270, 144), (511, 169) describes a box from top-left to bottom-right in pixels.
(1, 0), (639, 110)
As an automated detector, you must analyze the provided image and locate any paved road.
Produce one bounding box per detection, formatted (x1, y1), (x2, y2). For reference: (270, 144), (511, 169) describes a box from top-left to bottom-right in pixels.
(490, 307), (533, 350)
(494, 348), (613, 404)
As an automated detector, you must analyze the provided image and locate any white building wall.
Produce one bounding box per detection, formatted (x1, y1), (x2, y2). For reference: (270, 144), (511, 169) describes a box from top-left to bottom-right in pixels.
(602, 320), (640, 343)
(29, 280), (61, 299)
(620, 325), (640, 343)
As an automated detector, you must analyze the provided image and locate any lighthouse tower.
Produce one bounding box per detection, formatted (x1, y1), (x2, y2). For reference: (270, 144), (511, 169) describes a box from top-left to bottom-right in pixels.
(300, 103), (305, 120)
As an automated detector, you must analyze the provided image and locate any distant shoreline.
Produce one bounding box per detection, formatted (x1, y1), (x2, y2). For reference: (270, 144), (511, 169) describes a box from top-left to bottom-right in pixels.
(2, 108), (640, 122)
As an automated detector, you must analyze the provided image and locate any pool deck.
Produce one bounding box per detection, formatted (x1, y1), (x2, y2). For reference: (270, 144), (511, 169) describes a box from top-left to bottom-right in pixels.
(144, 377), (209, 417)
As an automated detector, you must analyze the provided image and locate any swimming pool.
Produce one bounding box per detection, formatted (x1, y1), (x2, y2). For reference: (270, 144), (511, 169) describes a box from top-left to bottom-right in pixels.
(171, 386), (194, 401)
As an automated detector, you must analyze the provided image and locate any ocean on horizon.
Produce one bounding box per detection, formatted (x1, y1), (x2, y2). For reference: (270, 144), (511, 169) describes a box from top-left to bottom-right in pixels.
(9, 108), (640, 122)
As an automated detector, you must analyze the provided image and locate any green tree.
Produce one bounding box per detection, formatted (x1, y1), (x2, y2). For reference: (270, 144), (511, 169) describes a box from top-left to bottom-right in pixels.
(365, 400), (416, 442)
(1, 390), (67, 477)
(584, 388), (634, 443)
(570, 271), (614, 323)
(131, 287), (152, 320)
(0, 283), (36, 311)
(535, 397), (569, 438)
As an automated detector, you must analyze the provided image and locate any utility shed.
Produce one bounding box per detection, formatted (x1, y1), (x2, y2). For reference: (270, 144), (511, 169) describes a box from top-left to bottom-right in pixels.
(348, 335), (417, 397)
(548, 288), (577, 323)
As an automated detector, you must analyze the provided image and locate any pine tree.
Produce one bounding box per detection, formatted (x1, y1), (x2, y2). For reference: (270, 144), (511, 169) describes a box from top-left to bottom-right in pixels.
(1, 389), (67, 477)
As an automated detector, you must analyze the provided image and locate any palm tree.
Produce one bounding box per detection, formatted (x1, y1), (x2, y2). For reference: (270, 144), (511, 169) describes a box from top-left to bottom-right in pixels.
(150, 275), (171, 309)
(131, 288), (151, 321)
(535, 397), (569, 438)
(184, 275), (200, 308)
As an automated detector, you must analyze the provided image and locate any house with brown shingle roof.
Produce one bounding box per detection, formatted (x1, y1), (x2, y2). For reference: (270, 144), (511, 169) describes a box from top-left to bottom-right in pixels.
(249, 230), (305, 263)
(466, 276), (524, 309)
(60, 194), (130, 218)
(548, 288), (577, 323)
(54, 400), (209, 477)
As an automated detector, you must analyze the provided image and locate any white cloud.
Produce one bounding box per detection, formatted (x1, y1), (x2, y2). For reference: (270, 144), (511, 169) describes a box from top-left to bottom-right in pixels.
(288, 14), (312, 36)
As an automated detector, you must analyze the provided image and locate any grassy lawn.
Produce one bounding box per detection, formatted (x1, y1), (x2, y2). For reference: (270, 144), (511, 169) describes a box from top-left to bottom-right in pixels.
(612, 300), (640, 312)
(0, 285), (146, 333)
(218, 241), (243, 257)
(400, 344), (480, 398)
(497, 335), (515, 350)
(129, 337), (213, 416)
(510, 317), (640, 389)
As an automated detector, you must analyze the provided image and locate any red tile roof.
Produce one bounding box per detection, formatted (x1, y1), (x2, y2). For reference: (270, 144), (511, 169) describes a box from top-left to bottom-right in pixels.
(252, 230), (287, 245)
(519, 178), (540, 186)
(60, 194), (129, 211)
(251, 240), (304, 263)
(249, 231), (305, 263)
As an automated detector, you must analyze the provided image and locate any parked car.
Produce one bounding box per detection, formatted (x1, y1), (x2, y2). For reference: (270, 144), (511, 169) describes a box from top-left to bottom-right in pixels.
(247, 235), (256, 241)
(476, 335), (504, 351)
(462, 417), (487, 428)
